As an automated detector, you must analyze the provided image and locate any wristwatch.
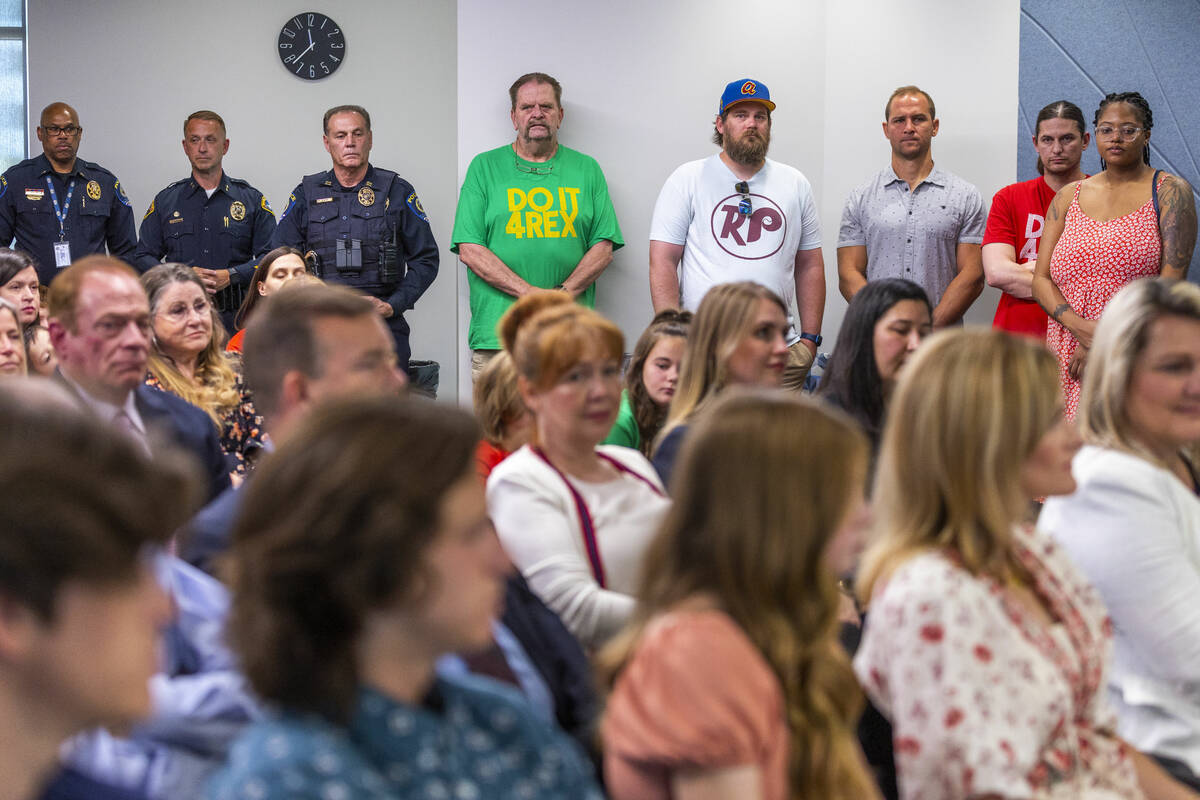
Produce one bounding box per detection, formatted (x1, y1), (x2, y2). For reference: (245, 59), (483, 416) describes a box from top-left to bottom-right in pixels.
(799, 331), (823, 346)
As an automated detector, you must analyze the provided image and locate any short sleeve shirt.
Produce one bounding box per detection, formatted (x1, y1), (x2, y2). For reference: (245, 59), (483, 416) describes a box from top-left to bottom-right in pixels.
(837, 166), (985, 307)
(451, 144), (624, 350)
(650, 154), (821, 341)
(982, 176), (1058, 337)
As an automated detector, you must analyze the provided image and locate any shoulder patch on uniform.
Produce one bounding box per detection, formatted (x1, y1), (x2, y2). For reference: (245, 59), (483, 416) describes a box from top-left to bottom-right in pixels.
(406, 191), (429, 222)
(281, 193), (296, 218)
(142, 199), (155, 220)
(115, 180), (130, 207)
(260, 195), (273, 215)
(0, 175), (7, 200)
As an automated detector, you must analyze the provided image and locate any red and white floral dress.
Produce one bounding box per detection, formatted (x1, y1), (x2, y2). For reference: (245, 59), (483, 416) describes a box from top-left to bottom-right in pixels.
(1046, 175), (1162, 418)
(854, 525), (1144, 800)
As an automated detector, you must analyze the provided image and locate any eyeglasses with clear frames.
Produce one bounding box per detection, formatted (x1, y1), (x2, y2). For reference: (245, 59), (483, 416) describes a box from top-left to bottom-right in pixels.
(735, 181), (752, 216)
(1095, 124), (1143, 141)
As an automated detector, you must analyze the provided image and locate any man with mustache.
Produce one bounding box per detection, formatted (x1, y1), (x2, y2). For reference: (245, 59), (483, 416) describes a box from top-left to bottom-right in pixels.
(0, 102), (137, 285)
(452, 72), (623, 380)
(649, 78), (825, 389)
(837, 85), (985, 327)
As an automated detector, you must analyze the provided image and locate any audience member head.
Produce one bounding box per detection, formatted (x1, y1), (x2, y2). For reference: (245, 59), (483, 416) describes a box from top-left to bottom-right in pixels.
(233, 246), (310, 330)
(665, 282), (788, 432)
(228, 396), (503, 722)
(37, 102), (82, 170)
(0, 385), (197, 795)
(625, 309), (691, 455)
(472, 350), (530, 453)
(1094, 91), (1153, 169)
(859, 329), (1076, 599)
(1033, 100), (1089, 176)
(22, 323), (55, 377)
(48, 257), (151, 405)
(242, 282), (405, 439)
(0, 299), (26, 376)
(603, 389), (876, 799)
(1080, 277), (1200, 463)
(0, 249), (40, 327)
(818, 278), (931, 445)
(499, 290), (624, 448)
(141, 264), (237, 422)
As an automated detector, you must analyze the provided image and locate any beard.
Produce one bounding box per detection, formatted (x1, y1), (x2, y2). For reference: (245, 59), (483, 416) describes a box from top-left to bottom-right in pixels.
(725, 128), (770, 166)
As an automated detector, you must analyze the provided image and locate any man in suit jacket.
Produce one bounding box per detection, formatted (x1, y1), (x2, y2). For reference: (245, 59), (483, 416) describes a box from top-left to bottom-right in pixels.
(46, 255), (229, 501)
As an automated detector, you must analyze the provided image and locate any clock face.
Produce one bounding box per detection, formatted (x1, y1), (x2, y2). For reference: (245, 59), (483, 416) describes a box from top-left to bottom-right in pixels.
(278, 12), (345, 81)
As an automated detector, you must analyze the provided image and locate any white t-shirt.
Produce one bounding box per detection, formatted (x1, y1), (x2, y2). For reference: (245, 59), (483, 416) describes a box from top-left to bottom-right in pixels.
(649, 154), (822, 341)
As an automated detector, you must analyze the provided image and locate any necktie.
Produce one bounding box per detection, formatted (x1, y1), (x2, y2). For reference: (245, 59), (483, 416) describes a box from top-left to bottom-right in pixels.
(113, 408), (151, 456)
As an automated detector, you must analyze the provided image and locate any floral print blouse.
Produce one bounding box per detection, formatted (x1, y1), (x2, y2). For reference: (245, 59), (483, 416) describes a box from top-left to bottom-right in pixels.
(854, 525), (1144, 800)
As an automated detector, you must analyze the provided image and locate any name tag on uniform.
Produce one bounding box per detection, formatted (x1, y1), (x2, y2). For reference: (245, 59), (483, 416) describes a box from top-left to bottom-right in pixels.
(53, 241), (71, 268)
(25, 189), (44, 200)
(315, 197), (334, 204)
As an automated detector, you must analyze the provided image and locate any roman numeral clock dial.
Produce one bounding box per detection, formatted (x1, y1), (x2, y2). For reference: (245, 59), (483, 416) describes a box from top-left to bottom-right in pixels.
(278, 12), (345, 81)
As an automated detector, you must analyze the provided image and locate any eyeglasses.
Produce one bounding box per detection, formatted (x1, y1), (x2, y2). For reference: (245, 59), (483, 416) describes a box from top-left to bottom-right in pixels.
(1095, 124), (1143, 141)
(735, 181), (752, 216)
(514, 159), (553, 175)
(158, 299), (211, 323)
(42, 125), (80, 137)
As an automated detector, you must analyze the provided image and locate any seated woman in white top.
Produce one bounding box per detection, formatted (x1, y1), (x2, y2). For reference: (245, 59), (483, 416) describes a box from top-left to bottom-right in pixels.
(1041, 277), (1200, 790)
(855, 328), (1198, 800)
(487, 291), (671, 649)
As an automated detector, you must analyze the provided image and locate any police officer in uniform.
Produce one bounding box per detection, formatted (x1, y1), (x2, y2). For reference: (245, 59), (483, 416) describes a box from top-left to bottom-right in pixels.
(272, 104), (438, 373)
(0, 102), (137, 285)
(134, 110), (276, 334)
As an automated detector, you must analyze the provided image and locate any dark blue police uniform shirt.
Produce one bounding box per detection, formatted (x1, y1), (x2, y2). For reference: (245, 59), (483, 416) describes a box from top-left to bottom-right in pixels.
(271, 164), (438, 316)
(0, 153), (137, 284)
(133, 173), (277, 286)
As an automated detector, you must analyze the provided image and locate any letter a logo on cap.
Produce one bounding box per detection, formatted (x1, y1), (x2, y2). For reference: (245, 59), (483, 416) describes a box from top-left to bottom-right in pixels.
(741, 81), (757, 96)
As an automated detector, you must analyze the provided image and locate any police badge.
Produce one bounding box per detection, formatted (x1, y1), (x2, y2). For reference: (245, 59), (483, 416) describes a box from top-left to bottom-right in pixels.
(230, 201), (246, 221)
(357, 187), (375, 207)
(86, 180), (102, 200)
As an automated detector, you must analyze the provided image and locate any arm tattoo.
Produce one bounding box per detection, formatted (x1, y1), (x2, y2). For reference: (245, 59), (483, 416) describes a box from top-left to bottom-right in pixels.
(1047, 197), (1061, 222)
(1158, 176), (1198, 278)
(1051, 303), (1071, 323)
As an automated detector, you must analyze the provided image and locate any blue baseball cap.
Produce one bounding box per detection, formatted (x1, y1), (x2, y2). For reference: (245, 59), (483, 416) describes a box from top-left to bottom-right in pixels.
(718, 79), (776, 114)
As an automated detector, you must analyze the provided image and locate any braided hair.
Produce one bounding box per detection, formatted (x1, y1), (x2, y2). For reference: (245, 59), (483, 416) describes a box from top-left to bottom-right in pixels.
(1095, 91), (1153, 169)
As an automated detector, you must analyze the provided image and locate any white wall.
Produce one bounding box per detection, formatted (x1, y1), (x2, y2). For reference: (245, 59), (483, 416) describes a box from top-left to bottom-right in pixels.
(27, 0), (460, 395)
(29, 0), (1019, 404)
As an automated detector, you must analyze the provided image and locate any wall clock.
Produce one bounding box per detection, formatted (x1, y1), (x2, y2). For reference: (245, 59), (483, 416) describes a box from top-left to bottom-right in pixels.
(278, 12), (345, 81)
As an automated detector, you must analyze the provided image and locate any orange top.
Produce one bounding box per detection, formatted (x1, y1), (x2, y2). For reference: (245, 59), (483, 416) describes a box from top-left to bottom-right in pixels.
(602, 609), (788, 800)
(226, 328), (246, 353)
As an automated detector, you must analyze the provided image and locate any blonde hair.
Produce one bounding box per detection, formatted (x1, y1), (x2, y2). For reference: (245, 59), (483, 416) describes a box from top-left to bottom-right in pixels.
(857, 329), (1061, 601)
(600, 389), (877, 800)
(472, 350), (524, 445)
(658, 282), (786, 447)
(1080, 277), (1200, 464)
(498, 290), (623, 390)
(142, 264), (239, 427)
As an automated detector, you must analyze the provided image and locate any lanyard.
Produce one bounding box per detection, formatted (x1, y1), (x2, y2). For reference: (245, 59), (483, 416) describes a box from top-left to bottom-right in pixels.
(531, 446), (664, 589)
(45, 175), (76, 241)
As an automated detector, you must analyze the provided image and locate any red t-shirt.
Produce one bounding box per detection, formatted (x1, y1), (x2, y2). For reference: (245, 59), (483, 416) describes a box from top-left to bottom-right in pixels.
(983, 176), (1057, 338)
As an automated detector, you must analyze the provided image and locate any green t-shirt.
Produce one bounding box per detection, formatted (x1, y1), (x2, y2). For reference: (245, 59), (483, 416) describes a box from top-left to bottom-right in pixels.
(603, 390), (640, 450)
(450, 144), (624, 349)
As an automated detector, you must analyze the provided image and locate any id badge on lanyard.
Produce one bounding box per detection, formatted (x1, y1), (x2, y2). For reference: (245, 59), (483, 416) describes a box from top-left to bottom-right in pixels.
(46, 176), (75, 268)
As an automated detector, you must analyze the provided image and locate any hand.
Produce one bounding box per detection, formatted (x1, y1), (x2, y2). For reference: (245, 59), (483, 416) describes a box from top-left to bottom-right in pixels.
(367, 296), (394, 318)
(1072, 318), (1096, 350)
(1069, 344), (1088, 381)
(192, 267), (230, 293)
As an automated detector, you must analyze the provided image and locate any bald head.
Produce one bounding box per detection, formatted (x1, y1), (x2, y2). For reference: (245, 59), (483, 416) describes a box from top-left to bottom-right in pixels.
(37, 102), (81, 171)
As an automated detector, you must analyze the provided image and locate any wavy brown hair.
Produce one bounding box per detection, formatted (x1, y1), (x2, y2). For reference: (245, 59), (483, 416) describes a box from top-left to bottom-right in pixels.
(600, 389), (878, 800)
(141, 263), (238, 427)
(227, 395), (479, 722)
(625, 309), (691, 456)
